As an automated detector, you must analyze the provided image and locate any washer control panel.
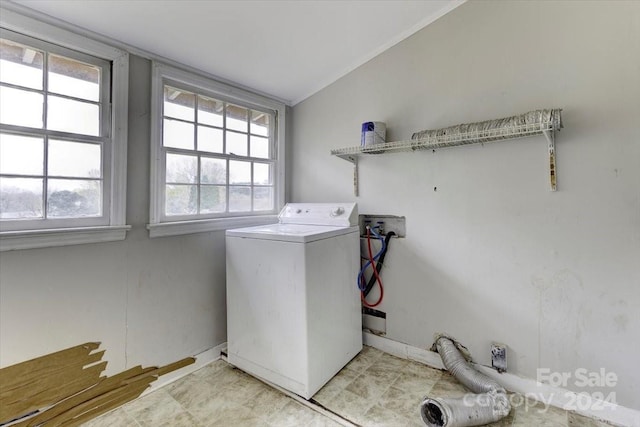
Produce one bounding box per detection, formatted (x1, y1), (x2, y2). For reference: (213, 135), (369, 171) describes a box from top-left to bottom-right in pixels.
(279, 203), (357, 226)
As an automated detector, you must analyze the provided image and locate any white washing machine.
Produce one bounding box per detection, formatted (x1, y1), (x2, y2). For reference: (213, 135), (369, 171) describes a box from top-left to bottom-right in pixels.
(226, 203), (362, 399)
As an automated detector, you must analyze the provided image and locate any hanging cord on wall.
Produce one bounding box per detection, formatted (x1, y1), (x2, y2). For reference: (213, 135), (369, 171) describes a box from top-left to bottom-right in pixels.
(357, 226), (392, 308)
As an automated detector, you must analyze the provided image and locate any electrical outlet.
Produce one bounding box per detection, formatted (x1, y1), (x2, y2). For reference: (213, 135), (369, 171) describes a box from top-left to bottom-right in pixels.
(359, 214), (405, 238)
(491, 342), (507, 373)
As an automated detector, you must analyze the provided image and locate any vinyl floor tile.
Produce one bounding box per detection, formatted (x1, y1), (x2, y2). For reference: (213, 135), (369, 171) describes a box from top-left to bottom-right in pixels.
(243, 385), (291, 419)
(313, 366), (360, 405)
(346, 372), (395, 401)
(306, 413), (346, 427)
(345, 355), (379, 374)
(198, 402), (265, 427)
(568, 411), (619, 426)
(166, 373), (218, 408)
(82, 407), (139, 427)
(121, 389), (189, 427)
(512, 396), (568, 426)
(402, 360), (444, 381)
(376, 352), (410, 371)
(326, 388), (375, 424)
(153, 409), (201, 427)
(391, 371), (439, 396)
(378, 385), (424, 421)
(424, 374), (469, 399)
(362, 403), (424, 427)
(364, 361), (404, 384)
(264, 401), (317, 427)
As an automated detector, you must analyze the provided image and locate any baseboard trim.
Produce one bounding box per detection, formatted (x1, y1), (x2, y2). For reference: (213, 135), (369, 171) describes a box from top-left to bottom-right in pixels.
(140, 342), (226, 397)
(363, 332), (640, 427)
(363, 331), (445, 370)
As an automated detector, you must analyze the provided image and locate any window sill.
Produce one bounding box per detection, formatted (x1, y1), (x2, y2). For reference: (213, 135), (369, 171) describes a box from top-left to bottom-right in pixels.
(147, 215), (279, 238)
(0, 225), (131, 251)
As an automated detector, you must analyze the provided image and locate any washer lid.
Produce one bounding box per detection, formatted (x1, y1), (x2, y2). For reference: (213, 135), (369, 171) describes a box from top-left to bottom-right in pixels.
(226, 223), (359, 243)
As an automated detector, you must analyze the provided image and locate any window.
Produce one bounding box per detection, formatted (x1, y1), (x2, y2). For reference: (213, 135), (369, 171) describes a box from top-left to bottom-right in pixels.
(162, 86), (275, 216)
(1, 33), (108, 222)
(148, 64), (285, 237)
(0, 10), (129, 251)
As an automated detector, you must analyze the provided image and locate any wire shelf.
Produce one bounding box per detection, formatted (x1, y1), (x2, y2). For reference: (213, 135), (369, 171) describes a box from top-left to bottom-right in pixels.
(330, 120), (560, 159)
(330, 109), (563, 194)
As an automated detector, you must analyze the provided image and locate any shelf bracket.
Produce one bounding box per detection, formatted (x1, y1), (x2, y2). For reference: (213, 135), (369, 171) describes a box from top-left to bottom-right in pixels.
(542, 129), (557, 191)
(335, 154), (359, 196)
(350, 156), (359, 197)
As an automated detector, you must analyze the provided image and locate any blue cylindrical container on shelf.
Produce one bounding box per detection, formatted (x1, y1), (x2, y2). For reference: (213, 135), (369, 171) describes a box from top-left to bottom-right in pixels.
(361, 122), (386, 147)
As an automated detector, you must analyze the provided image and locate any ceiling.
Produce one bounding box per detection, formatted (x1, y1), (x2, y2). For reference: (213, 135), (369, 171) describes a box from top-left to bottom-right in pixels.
(9, 0), (463, 105)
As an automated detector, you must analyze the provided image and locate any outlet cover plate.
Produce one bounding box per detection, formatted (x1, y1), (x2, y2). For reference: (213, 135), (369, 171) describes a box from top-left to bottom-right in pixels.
(491, 342), (507, 373)
(359, 214), (405, 238)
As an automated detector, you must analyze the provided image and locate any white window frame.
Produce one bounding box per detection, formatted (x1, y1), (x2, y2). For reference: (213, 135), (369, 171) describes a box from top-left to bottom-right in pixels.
(0, 8), (130, 251)
(148, 63), (285, 238)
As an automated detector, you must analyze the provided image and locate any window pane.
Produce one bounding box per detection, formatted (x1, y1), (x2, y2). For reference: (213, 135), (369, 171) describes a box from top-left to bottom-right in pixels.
(229, 186), (251, 212)
(201, 157), (226, 184)
(47, 96), (99, 136)
(253, 187), (273, 211)
(165, 184), (197, 216)
(200, 185), (225, 213)
(47, 178), (101, 218)
(250, 135), (269, 159)
(163, 119), (194, 150)
(226, 104), (248, 132)
(0, 39), (43, 90)
(0, 177), (43, 218)
(198, 96), (223, 127)
(0, 134), (43, 175)
(48, 140), (101, 178)
(0, 86), (43, 128)
(253, 163), (271, 185)
(250, 111), (269, 136)
(198, 126), (223, 153)
(164, 86), (194, 121)
(226, 131), (247, 156)
(229, 160), (251, 185)
(48, 54), (100, 102)
(166, 153), (197, 184)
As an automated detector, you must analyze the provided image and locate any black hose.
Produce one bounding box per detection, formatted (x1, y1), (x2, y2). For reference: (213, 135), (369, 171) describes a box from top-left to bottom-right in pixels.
(364, 231), (395, 297)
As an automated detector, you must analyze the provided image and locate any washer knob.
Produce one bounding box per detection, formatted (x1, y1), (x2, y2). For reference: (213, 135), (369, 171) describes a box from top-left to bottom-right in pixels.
(331, 207), (345, 216)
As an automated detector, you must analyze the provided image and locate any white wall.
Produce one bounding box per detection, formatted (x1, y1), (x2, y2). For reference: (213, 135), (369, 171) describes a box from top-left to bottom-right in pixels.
(292, 0), (640, 410)
(0, 56), (227, 372)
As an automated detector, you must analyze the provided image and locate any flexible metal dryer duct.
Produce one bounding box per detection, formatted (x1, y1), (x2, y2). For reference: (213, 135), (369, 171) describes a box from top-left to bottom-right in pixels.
(420, 336), (511, 427)
(411, 109), (563, 144)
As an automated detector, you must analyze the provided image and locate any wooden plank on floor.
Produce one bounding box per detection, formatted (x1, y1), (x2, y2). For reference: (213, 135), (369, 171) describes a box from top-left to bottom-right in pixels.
(55, 359), (194, 426)
(1, 354), (107, 403)
(3, 360), (107, 407)
(122, 356), (196, 385)
(43, 376), (153, 426)
(156, 357), (196, 376)
(0, 343), (100, 388)
(0, 350), (106, 397)
(60, 386), (148, 427)
(0, 344), (196, 427)
(120, 357), (195, 386)
(0, 362), (106, 422)
(21, 365), (149, 427)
